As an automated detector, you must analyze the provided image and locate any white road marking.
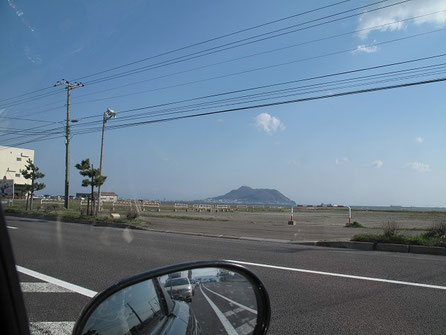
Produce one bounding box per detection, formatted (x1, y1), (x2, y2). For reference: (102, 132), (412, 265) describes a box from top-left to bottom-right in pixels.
(16, 266), (97, 298)
(30, 321), (75, 335)
(7, 225), (18, 229)
(227, 260), (446, 291)
(200, 285), (237, 335)
(224, 307), (244, 317)
(203, 285), (257, 314)
(21, 282), (74, 293)
(236, 321), (254, 335)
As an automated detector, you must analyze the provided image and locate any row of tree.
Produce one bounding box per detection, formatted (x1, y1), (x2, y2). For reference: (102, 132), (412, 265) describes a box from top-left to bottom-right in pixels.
(20, 158), (106, 216)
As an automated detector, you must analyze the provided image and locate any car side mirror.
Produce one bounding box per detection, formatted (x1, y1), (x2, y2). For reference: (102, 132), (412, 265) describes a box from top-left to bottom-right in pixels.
(72, 261), (270, 335)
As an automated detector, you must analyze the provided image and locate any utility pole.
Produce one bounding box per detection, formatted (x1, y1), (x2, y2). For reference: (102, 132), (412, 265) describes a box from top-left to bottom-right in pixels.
(54, 79), (84, 209)
(96, 108), (117, 215)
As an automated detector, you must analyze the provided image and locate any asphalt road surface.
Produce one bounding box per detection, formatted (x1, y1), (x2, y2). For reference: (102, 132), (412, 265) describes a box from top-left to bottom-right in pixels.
(6, 216), (446, 335)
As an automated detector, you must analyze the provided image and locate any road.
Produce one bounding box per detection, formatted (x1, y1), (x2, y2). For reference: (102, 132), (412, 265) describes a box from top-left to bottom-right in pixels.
(6, 216), (446, 334)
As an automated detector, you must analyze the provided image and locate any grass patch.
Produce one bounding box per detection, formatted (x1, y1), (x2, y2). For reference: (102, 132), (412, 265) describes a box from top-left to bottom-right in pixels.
(352, 233), (446, 247)
(3, 207), (143, 225)
(365, 226), (428, 231)
(345, 221), (364, 228)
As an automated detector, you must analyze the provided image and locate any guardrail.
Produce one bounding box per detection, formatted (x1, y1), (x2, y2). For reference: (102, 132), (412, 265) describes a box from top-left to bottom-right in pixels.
(193, 204), (214, 212)
(216, 205), (230, 212)
(140, 201), (161, 212)
(40, 199), (64, 206)
(174, 203), (189, 212)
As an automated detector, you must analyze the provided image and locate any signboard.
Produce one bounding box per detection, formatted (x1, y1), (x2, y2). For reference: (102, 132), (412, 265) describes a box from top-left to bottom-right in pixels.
(1, 177), (14, 197)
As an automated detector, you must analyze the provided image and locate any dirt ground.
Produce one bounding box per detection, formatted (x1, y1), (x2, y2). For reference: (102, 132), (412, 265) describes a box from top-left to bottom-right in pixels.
(135, 209), (446, 242)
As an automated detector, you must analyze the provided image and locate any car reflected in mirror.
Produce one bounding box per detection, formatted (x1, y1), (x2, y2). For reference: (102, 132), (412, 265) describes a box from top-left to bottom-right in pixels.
(73, 261), (270, 335)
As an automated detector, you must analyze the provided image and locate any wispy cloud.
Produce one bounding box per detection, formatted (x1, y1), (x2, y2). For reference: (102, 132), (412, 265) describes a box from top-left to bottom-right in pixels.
(357, 0), (446, 39)
(255, 112), (285, 134)
(415, 136), (424, 143)
(372, 160), (384, 168)
(406, 161), (430, 172)
(0, 109), (9, 128)
(352, 44), (379, 54)
(335, 157), (350, 165)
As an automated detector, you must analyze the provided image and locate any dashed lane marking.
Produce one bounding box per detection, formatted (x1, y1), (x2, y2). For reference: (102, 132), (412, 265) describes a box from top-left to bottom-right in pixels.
(21, 282), (74, 293)
(227, 260), (446, 290)
(236, 319), (256, 335)
(16, 266), (97, 298)
(224, 307), (244, 317)
(203, 285), (257, 314)
(30, 321), (75, 335)
(7, 225), (18, 229)
(200, 285), (238, 335)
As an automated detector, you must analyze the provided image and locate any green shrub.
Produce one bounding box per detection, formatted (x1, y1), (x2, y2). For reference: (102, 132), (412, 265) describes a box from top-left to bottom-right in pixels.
(424, 222), (446, 239)
(383, 221), (399, 236)
(345, 221), (364, 228)
(126, 209), (139, 220)
(352, 233), (446, 247)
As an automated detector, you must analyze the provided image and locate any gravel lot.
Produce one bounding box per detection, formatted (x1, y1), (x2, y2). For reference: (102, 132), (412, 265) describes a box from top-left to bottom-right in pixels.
(135, 209), (446, 242)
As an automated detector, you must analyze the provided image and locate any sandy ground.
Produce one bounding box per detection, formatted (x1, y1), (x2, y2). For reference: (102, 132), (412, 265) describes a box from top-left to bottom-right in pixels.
(135, 209), (446, 242)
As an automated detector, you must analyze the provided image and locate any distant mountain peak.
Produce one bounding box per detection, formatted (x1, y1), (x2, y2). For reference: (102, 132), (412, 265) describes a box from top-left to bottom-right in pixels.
(205, 186), (295, 206)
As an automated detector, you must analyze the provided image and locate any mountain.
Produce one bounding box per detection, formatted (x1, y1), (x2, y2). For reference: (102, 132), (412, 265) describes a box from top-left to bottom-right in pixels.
(205, 186), (295, 206)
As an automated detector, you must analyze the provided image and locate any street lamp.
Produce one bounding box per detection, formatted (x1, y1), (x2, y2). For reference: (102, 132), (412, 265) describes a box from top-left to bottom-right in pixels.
(96, 108), (117, 215)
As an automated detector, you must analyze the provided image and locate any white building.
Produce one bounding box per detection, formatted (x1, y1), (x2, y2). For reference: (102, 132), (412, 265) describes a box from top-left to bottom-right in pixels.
(0, 145), (35, 195)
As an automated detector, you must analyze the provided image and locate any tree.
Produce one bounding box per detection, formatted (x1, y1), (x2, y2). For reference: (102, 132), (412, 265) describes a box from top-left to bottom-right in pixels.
(75, 159), (106, 216)
(20, 159), (45, 210)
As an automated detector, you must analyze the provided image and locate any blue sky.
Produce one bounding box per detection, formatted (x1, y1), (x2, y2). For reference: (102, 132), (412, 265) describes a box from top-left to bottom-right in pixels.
(1, 0), (446, 206)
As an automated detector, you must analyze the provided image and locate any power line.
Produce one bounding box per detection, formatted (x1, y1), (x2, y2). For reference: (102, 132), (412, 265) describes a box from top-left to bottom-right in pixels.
(12, 76), (442, 145)
(0, 0), (355, 105)
(5, 63), (444, 142)
(70, 68), (446, 135)
(85, 0), (405, 86)
(0, 85), (55, 104)
(4, 74), (445, 148)
(72, 9), (445, 103)
(1, 0), (417, 115)
(71, 0), (353, 81)
(69, 62), (446, 130)
(4, 52), (446, 138)
(0, 115), (58, 123)
(71, 29), (446, 107)
(84, 77), (446, 133)
(0, 89), (65, 109)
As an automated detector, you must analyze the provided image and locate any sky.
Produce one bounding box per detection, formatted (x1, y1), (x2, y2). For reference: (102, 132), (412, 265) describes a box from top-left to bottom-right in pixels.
(1, 0), (446, 206)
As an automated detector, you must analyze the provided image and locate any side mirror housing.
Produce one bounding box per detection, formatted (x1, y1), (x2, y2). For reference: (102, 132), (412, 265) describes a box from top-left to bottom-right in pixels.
(72, 260), (271, 335)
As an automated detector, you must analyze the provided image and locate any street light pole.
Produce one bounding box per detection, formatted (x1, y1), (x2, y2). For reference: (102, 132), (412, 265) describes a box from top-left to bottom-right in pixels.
(96, 108), (117, 215)
(55, 79), (84, 209)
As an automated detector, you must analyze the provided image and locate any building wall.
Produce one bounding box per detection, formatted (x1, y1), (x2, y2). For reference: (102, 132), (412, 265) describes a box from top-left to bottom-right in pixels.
(0, 145), (35, 185)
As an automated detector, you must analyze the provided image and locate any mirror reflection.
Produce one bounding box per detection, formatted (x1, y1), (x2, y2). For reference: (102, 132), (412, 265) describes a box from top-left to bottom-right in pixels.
(81, 267), (258, 335)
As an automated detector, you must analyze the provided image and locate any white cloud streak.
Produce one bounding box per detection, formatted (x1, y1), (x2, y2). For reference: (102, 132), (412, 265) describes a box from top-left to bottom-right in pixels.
(406, 161), (431, 172)
(372, 160), (384, 168)
(335, 157), (350, 165)
(255, 113), (285, 134)
(353, 44), (379, 53)
(415, 136), (424, 143)
(357, 0), (446, 39)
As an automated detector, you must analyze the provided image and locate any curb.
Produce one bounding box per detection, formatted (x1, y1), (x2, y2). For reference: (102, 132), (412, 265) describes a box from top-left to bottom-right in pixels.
(409, 245), (446, 256)
(302, 240), (446, 256)
(5, 213), (145, 231)
(376, 243), (409, 253)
